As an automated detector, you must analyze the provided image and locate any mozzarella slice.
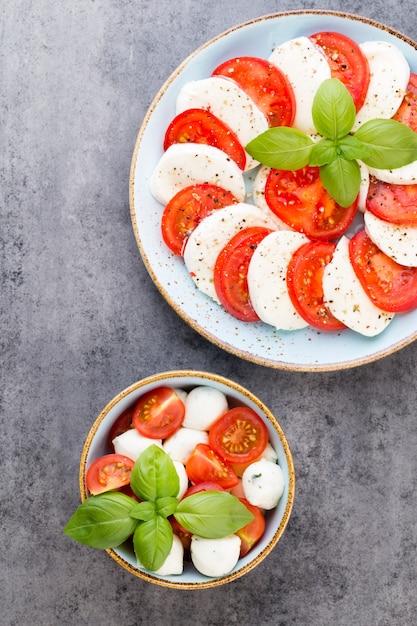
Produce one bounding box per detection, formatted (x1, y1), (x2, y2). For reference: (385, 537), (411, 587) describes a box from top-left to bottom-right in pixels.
(176, 76), (268, 170)
(163, 427), (209, 464)
(358, 161), (370, 212)
(183, 386), (228, 430)
(352, 41), (410, 131)
(252, 166), (293, 229)
(183, 203), (277, 303)
(149, 143), (246, 205)
(364, 210), (417, 266)
(368, 160), (417, 185)
(190, 535), (241, 577)
(322, 235), (394, 336)
(269, 36), (331, 135)
(246, 230), (309, 330)
(242, 459), (285, 510)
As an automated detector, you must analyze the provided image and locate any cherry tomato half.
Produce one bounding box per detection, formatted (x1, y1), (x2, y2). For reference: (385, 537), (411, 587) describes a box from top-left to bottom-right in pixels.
(182, 481), (225, 498)
(286, 240), (347, 331)
(185, 443), (239, 490)
(163, 108), (246, 170)
(132, 386), (185, 440)
(86, 454), (135, 495)
(349, 229), (417, 312)
(264, 166), (358, 240)
(106, 406), (134, 451)
(161, 184), (239, 255)
(236, 498), (266, 557)
(209, 407), (269, 466)
(214, 226), (274, 321)
(212, 56), (295, 127)
(366, 178), (417, 225)
(309, 31), (370, 112)
(393, 73), (417, 132)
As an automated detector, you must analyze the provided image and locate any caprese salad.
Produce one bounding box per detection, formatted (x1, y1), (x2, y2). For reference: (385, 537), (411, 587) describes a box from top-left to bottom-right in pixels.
(149, 30), (417, 337)
(64, 385), (284, 578)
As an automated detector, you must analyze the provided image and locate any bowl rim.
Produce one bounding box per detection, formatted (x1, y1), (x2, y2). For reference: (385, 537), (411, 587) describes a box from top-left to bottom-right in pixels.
(79, 370), (295, 589)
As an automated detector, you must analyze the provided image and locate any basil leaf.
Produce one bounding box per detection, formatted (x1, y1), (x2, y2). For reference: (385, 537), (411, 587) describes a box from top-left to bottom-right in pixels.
(174, 491), (254, 539)
(156, 496), (179, 518)
(64, 492), (138, 549)
(129, 501), (156, 521)
(337, 134), (373, 161)
(308, 138), (337, 166)
(312, 78), (356, 140)
(133, 516), (173, 571)
(320, 157), (361, 208)
(130, 444), (179, 502)
(246, 127), (313, 170)
(355, 119), (417, 168)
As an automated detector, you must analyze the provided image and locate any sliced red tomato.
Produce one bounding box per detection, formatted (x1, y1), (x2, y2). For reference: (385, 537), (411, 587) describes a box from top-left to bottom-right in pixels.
(264, 166), (358, 240)
(235, 498), (265, 557)
(366, 178), (417, 225)
(163, 108), (246, 169)
(169, 516), (192, 553)
(393, 73), (417, 132)
(309, 31), (370, 112)
(107, 406), (134, 451)
(212, 56), (295, 127)
(185, 443), (239, 489)
(182, 481), (225, 498)
(132, 386), (185, 439)
(286, 240), (347, 331)
(209, 407), (268, 466)
(349, 229), (417, 312)
(161, 183), (239, 255)
(213, 226), (274, 321)
(86, 454), (135, 495)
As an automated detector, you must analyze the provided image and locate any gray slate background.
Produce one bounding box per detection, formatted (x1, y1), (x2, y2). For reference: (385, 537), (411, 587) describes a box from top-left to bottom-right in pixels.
(2, 1), (417, 624)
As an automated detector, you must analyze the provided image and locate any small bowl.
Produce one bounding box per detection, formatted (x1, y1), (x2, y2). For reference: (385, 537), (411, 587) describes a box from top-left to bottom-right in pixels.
(79, 370), (295, 589)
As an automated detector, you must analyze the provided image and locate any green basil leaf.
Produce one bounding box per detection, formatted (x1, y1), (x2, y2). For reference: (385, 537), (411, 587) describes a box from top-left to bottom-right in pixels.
(337, 134), (374, 161)
(133, 516), (173, 571)
(320, 157), (361, 208)
(130, 444), (179, 502)
(174, 491), (254, 539)
(354, 119), (417, 168)
(64, 492), (138, 549)
(156, 496), (179, 518)
(308, 138), (337, 166)
(312, 78), (356, 140)
(129, 501), (156, 521)
(246, 127), (313, 170)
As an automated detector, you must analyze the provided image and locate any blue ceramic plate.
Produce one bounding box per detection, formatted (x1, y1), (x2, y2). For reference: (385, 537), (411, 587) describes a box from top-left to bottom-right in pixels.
(130, 10), (417, 371)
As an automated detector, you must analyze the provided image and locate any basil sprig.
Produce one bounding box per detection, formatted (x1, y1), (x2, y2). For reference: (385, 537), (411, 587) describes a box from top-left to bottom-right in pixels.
(64, 445), (254, 572)
(246, 78), (417, 208)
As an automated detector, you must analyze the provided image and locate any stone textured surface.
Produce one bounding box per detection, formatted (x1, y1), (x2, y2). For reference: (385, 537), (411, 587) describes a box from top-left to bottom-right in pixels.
(2, 1), (417, 624)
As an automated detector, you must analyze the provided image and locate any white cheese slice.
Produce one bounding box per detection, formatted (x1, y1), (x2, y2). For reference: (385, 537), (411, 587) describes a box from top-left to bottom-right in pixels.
(364, 210), (417, 266)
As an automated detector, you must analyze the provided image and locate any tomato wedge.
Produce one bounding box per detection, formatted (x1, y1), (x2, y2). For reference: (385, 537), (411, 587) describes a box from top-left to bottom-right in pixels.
(161, 183), (239, 255)
(393, 73), (417, 132)
(182, 481), (225, 498)
(235, 499), (265, 557)
(309, 31), (370, 112)
(214, 226), (274, 321)
(132, 386), (185, 439)
(366, 178), (417, 225)
(212, 56), (295, 127)
(264, 166), (358, 240)
(107, 406), (134, 451)
(163, 108), (246, 170)
(209, 407), (268, 466)
(286, 240), (346, 331)
(86, 454), (135, 495)
(349, 229), (417, 312)
(185, 443), (239, 489)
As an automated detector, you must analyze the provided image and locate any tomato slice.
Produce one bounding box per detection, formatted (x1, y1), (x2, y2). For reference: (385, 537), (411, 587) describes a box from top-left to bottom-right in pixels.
(208, 407), (269, 466)
(286, 240), (346, 331)
(132, 386), (185, 439)
(213, 226), (274, 321)
(86, 454), (135, 495)
(366, 178), (417, 225)
(212, 56), (295, 127)
(393, 73), (417, 132)
(264, 166), (358, 240)
(349, 229), (417, 312)
(235, 499), (265, 557)
(163, 108), (246, 170)
(309, 31), (370, 112)
(161, 183), (239, 255)
(185, 443), (239, 489)
(107, 406), (134, 451)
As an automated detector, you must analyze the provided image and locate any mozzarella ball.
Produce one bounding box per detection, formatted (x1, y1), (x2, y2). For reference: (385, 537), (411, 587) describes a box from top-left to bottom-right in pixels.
(183, 386), (228, 430)
(190, 535), (241, 577)
(242, 459), (285, 510)
(112, 429), (162, 461)
(173, 460), (189, 499)
(262, 442), (278, 464)
(173, 388), (188, 404)
(163, 427), (209, 464)
(139, 534), (184, 576)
